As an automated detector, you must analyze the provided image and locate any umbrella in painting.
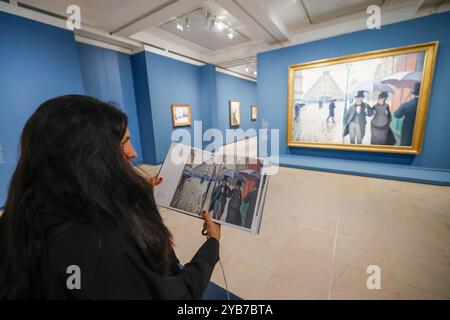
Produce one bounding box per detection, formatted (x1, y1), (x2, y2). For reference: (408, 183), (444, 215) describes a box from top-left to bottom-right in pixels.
(351, 80), (395, 93)
(218, 169), (245, 182)
(239, 170), (261, 183)
(381, 71), (422, 89)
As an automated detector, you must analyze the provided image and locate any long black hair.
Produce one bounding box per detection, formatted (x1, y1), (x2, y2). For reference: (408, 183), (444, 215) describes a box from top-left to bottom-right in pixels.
(0, 95), (172, 297)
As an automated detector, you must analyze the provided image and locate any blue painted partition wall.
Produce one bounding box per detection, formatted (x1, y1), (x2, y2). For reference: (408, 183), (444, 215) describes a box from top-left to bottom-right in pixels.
(257, 11), (450, 183)
(131, 51), (258, 164)
(0, 12), (85, 205)
(77, 43), (143, 163)
(131, 51), (203, 164)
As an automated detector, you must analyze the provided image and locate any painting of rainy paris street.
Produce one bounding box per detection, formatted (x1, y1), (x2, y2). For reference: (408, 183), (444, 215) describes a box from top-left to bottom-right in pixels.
(291, 50), (426, 148)
(170, 159), (219, 214)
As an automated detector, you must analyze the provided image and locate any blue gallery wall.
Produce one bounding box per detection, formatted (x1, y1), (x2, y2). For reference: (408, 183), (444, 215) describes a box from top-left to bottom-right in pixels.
(132, 51), (203, 164)
(132, 51), (258, 164)
(0, 12), (85, 206)
(130, 52), (158, 164)
(146, 52), (204, 163)
(199, 64), (216, 132)
(77, 43), (143, 163)
(215, 72), (258, 135)
(258, 11), (450, 173)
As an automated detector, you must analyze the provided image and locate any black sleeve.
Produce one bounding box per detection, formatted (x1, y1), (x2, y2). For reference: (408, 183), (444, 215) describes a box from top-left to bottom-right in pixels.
(44, 223), (219, 300)
(394, 103), (406, 118)
(152, 238), (220, 299)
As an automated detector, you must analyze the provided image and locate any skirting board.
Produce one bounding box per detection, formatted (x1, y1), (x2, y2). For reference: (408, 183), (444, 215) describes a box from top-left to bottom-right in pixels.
(278, 155), (450, 186)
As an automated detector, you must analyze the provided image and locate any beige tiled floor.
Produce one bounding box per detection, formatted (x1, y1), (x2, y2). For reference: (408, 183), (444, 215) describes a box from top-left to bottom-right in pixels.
(141, 164), (450, 300)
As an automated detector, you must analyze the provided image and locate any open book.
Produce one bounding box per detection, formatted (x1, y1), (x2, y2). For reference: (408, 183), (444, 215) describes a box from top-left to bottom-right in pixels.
(154, 142), (270, 234)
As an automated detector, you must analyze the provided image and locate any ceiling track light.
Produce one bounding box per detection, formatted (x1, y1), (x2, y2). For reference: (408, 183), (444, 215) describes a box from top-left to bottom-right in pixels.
(203, 8), (210, 26)
(216, 20), (226, 31)
(176, 19), (183, 31)
(210, 15), (217, 31)
(175, 16), (191, 32)
(185, 17), (190, 31)
(227, 28), (235, 40)
(201, 7), (236, 40)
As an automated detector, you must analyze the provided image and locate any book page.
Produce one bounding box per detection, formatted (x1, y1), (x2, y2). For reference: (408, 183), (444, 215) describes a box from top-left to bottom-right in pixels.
(155, 142), (270, 234)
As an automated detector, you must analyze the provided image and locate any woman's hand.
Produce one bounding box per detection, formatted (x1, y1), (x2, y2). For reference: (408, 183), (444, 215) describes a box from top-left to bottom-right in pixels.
(148, 176), (163, 187)
(201, 211), (221, 241)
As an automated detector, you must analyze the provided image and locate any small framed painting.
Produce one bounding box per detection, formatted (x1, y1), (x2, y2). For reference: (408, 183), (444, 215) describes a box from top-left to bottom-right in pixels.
(171, 104), (191, 127)
(251, 105), (257, 121)
(230, 99), (241, 127)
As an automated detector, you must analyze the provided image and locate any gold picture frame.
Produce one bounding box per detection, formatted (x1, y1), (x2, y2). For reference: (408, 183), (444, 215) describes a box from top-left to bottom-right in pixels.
(230, 99), (241, 127)
(251, 105), (257, 121)
(287, 41), (438, 154)
(171, 104), (191, 127)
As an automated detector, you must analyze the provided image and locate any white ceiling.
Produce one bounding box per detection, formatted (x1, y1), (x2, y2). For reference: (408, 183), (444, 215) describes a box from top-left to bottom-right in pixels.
(4, 0), (450, 79)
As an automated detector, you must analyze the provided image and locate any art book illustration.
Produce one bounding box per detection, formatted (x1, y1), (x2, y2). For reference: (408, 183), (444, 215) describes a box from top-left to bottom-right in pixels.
(154, 142), (270, 234)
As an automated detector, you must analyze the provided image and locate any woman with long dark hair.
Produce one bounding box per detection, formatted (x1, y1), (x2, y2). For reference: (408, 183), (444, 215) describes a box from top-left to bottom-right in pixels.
(0, 95), (220, 299)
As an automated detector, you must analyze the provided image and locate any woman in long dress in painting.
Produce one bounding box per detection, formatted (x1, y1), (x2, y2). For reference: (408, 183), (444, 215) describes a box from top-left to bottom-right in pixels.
(368, 92), (396, 145)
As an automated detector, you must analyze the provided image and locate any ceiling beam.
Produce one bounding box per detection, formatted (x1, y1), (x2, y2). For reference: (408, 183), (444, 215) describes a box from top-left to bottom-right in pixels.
(290, 0), (422, 45)
(416, 0), (447, 14)
(216, 0), (271, 42)
(112, 0), (206, 37)
(131, 26), (212, 61)
(232, 0), (291, 44)
(0, 0), (143, 51)
(295, 0), (312, 24)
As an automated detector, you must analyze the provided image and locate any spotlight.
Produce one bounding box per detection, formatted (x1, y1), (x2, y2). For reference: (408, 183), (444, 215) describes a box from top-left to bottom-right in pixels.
(245, 65), (249, 73)
(216, 21), (226, 31)
(204, 11), (211, 28)
(227, 28), (234, 39)
(253, 71), (257, 76)
(185, 17), (190, 31)
(210, 15), (217, 31)
(176, 21), (184, 31)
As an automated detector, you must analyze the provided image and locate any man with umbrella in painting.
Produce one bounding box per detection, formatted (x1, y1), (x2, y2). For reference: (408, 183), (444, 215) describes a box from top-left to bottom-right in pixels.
(243, 182), (259, 229)
(381, 71), (422, 147)
(241, 170), (261, 229)
(226, 180), (243, 226)
(343, 91), (370, 144)
(394, 82), (421, 146)
(209, 176), (230, 220)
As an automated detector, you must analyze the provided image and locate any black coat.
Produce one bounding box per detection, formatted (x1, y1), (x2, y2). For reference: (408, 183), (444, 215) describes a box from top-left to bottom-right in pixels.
(243, 189), (258, 229)
(328, 103), (336, 116)
(394, 97), (418, 146)
(226, 188), (242, 226)
(2, 217), (219, 300)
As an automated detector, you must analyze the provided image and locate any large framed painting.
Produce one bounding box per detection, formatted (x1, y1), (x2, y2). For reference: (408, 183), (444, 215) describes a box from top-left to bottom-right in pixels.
(171, 104), (191, 127)
(230, 99), (241, 127)
(287, 41), (438, 154)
